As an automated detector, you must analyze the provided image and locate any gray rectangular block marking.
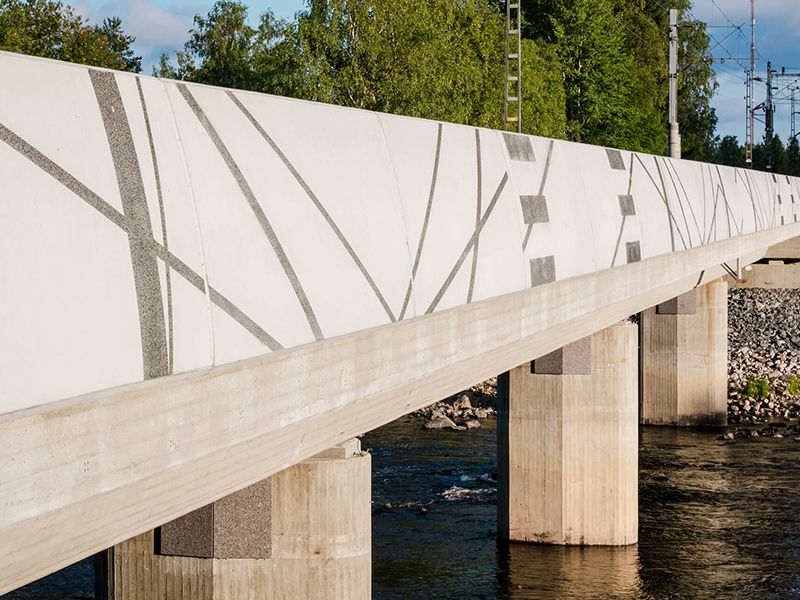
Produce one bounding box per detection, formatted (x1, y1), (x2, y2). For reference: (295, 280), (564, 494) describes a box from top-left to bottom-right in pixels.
(626, 241), (641, 264)
(606, 149), (626, 170)
(532, 336), (592, 375)
(503, 132), (535, 162)
(778, 194), (783, 204)
(520, 195), (549, 224)
(618, 194), (636, 216)
(530, 255), (556, 287)
(657, 289), (697, 315)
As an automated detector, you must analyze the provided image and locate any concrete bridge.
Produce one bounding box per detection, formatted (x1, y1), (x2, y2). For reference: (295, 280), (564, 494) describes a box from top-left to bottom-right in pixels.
(2, 50), (800, 597)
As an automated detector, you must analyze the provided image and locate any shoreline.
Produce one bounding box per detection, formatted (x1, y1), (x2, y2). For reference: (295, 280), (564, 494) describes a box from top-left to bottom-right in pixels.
(414, 288), (800, 440)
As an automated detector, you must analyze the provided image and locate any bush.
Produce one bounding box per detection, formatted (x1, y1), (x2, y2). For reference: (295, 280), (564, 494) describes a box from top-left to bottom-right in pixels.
(789, 377), (800, 397)
(745, 376), (770, 399)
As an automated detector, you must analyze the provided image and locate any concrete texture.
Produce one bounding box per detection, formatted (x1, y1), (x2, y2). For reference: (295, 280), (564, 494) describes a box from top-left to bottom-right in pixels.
(498, 322), (638, 546)
(765, 235), (800, 260)
(160, 504), (215, 558)
(0, 234), (781, 594)
(1, 51), (799, 415)
(641, 280), (728, 426)
(730, 260), (800, 289)
(110, 443), (370, 599)
(3, 47), (800, 591)
(657, 289), (698, 315)
(533, 336), (592, 375)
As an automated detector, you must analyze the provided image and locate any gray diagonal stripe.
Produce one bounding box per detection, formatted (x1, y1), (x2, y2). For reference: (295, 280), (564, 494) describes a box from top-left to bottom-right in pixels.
(226, 90), (397, 324)
(178, 84), (324, 340)
(0, 120), (283, 351)
(90, 69), (168, 380)
(136, 76), (174, 374)
(522, 139), (554, 250)
(467, 129), (482, 303)
(426, 173), (509, 314)
(399, 122), (444, 321)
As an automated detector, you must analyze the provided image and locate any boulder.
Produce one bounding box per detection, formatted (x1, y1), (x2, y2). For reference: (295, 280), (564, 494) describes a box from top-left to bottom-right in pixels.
(424, 415), (461, 430)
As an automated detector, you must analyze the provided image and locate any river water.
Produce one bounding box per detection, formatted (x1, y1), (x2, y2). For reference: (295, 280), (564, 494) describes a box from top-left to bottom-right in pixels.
(6, 418), (800, 599)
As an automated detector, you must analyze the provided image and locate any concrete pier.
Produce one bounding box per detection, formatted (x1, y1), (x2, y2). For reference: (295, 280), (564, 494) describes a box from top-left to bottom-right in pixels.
(107, 440), (371, 599)
(641, 280), (728, 426)
(498, 322), (638, 546)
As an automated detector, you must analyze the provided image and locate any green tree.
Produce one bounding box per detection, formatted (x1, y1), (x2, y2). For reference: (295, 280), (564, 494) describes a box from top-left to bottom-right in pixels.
(787, 136), (800, 177)
(617, 1), (669, 154)
(767, 134), (788, 175)
(714, 135), (744, 167)
(633, 1), (718, 160)
(520, 38), (566, 138)
(548, 0), (647, 149)
(676, 18), (718, 160)
(0, 0), (141, 71)
(290, 0), (505, 128)
(158, 0), (566, 135)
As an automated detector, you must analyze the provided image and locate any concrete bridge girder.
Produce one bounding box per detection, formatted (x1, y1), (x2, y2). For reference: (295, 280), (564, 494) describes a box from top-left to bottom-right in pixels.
(2, 48), (800, 593)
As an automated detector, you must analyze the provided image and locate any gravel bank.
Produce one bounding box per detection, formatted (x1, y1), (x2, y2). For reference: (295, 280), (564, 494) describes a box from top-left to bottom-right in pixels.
(416, 287), (800, 434)
(727, 288), (800, 434)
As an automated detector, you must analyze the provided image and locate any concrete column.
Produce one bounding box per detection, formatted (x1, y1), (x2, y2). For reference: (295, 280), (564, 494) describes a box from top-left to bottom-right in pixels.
(498, 322), (638, 546)
(641, 280), (728, 426)
(107, 439), (370, 600)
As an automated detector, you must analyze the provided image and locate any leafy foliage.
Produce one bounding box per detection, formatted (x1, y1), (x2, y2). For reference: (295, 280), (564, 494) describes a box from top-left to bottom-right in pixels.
(745, 376), (770, 399)
(156, 0), (565, 134)
(0, 0), (141, 71)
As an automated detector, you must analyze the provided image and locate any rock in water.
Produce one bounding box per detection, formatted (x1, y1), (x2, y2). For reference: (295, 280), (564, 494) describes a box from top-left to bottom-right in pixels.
(424, 415), (460, 430)
(453, 395), (473, 411)
(465, 419), (481, 429)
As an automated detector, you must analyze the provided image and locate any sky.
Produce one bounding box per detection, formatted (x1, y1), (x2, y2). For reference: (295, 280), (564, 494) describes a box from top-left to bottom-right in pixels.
(76, 0), (799, 144)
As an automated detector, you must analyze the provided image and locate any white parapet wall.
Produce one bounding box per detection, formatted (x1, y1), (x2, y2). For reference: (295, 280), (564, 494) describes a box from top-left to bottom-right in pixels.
(3, 50), (800, 593)
(1, 50), (800, 414)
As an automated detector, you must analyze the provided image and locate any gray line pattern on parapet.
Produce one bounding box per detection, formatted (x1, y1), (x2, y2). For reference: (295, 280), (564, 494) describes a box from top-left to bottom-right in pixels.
(426, 173), (509, 314)
(467, 129), (482, 303)
(627, 155), (635, 194)
(0, 122), (127, 228)
(654, 158), (687, 250)
(178, 84), (324, 341)
(741, 170), (764, 230)
(529, 255), (556, 287)
(625, 241), (641, 263)
(606, 149), (626, 170)
(704, 167), (720, 244)
(715, 165), (741, 236)
(665, 160), (702, 244)
(610, 215), (628, 268)
(635, 155), (674, 250)
(89, 70), (169, 380)
(226, 91), (397, 324)
(634, 155), (688, 252)
(522, 139), (554, 250)
(398, 123), (444, 321)
(0, 121), (284, 351)
(503, 133), (535, 161)
(136, 77), (174, 375)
